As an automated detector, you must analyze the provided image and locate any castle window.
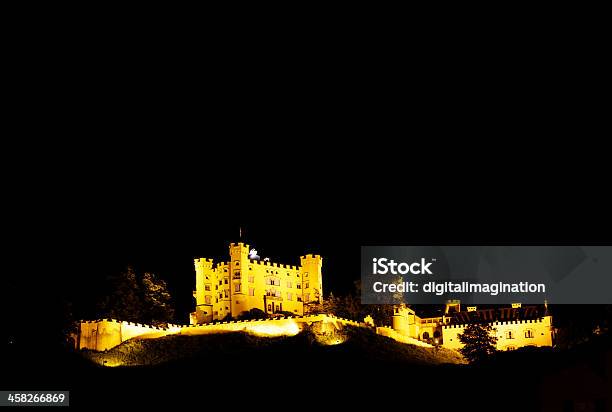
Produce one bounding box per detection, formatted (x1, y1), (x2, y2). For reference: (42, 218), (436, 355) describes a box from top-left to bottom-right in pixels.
(205, 296), (211, 304)
(525, 329), (534, 338)
(235, 261), (240, 266)
(249, 276), (255, 283)
(205, 284), (211, 291)
(506, 331), (514, 339)
(274, 279), (280, 286)
(297, 284), (301, 289)
(422, 332), (430, 340)
(305, 282), (309, 289)
(287, 281), (292, 288)
(305, 272), (309, 277)
(219, 280), (222, 285)
(224, 291), (228, 298)
(297, 297), (302, 302)
(304, 293), (309, 302)
(288, 292), (293, 301)
(267, 304), (272, 311)
(224, 279), (228, 284)
(235, 284), (241, 292)
(276, 290), (281, 297)
(249, 287), (255, 296)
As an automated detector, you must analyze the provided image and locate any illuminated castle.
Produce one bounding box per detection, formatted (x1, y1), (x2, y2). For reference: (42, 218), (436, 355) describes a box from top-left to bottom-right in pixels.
(387, 301), (554, 351)
(191, 242), (323, 324)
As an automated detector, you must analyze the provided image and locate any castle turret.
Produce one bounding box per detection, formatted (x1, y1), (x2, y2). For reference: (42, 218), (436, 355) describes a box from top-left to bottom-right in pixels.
(392, 305), (410, 336)
(194, 258), (215, 323)
(229, 242), (250, 317)
(300, 254), (323, 305)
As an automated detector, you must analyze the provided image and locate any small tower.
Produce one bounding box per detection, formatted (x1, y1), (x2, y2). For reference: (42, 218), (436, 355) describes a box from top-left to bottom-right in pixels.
(194, 258), (215, 324)
(300, 254), (323, 304)
(229, 242), (250, 317)
(392, 304), (411, 336)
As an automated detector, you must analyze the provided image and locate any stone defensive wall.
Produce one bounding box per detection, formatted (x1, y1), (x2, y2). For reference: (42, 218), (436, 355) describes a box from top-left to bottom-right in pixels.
(78, 314), (363, 352)
(441, 316), (553, 350)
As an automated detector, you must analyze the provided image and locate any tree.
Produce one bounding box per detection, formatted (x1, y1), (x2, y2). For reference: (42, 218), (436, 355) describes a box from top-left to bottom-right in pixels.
(97, 266), (142, 322)
(458, 323), (498, 363)
(237, 308), (267, 320)
(306, 281), (394, 325)
(97, 266), (175, 326)
(141, 272), (175, 326)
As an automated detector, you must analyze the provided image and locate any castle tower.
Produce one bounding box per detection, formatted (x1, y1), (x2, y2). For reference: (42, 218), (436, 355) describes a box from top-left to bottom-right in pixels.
(229, 242), (250, 317)
(194, 258), (215, 323)
(300, 254), (323, 305)
(392, 305), (410, 336)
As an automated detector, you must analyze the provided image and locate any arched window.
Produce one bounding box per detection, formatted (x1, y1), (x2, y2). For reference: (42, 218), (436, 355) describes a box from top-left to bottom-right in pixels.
(525, 329), (534, 338)
(422, 332), (430, 340)
(506, 330), (514, 339)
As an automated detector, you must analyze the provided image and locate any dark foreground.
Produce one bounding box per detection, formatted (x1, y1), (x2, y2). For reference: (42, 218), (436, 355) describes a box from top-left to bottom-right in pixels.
(2, 329), (611, 411)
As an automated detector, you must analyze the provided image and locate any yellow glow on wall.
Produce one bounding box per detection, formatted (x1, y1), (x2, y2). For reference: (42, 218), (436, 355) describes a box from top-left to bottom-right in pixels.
(245, 321), (300, 337)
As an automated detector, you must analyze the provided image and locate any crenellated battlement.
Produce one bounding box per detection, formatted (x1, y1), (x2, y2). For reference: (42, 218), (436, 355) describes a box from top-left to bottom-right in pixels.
(442, 317), (549, 329)
(301, 254), (321, 260)
(229, 242), (250, 249)
(247, 259), (299, 271)
(194, 258), (215, 268)
(77, 314), (361, 353)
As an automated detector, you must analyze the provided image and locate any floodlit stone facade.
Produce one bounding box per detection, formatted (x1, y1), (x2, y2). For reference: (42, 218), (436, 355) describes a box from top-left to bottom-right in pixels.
(191, 242), (323, 324)
(391, 302), (554, 351)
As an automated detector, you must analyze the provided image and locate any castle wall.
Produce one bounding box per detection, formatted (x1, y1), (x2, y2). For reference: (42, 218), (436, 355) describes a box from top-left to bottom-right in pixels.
(78, 320), (183, 351)
(442, 316), (554, 351)
(78, 315), (361, 352)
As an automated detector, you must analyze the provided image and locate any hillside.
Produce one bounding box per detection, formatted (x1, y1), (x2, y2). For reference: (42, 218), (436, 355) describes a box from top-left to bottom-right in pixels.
(81, 325), (466, 368)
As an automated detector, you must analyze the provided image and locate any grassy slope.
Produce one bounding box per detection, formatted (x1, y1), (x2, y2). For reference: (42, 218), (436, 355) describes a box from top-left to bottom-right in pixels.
(81, 326), (466, 367)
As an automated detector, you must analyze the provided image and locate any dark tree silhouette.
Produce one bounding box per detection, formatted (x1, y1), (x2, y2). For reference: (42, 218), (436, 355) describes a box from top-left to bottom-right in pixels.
(97, 266), (175, 326)
(458, 323), (498, 363)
